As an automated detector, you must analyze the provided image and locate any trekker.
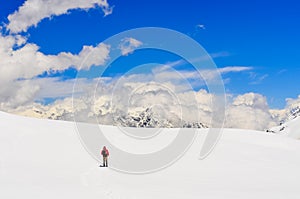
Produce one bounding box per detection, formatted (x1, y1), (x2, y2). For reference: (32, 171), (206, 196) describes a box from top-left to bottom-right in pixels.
(101, 146), (109, 167)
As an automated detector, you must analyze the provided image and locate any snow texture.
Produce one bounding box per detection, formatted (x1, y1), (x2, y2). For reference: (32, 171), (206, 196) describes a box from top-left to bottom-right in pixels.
(1, 111), (300, 199)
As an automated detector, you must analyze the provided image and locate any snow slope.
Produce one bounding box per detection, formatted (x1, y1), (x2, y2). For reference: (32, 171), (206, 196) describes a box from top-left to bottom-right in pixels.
(269, 115), (300, 139)
(1, 111), (300, 199)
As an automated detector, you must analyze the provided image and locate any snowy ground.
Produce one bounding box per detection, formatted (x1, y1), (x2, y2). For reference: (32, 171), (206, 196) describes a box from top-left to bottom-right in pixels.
(1, 111), (300, 199)
(269, 116), (300, 139)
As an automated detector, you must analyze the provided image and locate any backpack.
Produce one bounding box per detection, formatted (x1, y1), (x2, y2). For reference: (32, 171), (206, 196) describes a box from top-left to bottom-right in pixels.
(102, 149), (107, 156)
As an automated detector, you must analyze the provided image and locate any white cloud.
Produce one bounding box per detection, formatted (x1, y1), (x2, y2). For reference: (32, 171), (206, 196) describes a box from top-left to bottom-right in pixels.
(0, 80), (41, 109)
(225, 93), (277, 130)
(152, 64), (253, 85)
(285, 95), (300, 108)
(248, 72), (269, 85)
(0, 0), (115, 112)
(119, 37), (143, 56)
(158, 52), (230, 70)
(232, 93), (269, 109)
(7, 0), (113, 33)
(0, 33), (110, 108)
(218, 66), (253, 74)
(200, 66), (252, 82)
(0, 33), (110, 75)
(197, 24), (206, 30)
(210, 51), (231, 58)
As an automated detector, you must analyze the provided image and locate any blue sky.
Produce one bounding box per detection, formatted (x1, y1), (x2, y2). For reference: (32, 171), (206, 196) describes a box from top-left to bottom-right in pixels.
(1, 0), (300, 109)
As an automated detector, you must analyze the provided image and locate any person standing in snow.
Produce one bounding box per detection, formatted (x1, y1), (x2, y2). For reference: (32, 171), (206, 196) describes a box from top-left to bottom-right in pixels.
(101, 146), (109, 167)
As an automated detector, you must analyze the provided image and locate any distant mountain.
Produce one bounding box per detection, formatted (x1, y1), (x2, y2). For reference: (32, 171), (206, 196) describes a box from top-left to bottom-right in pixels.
(108, 107), (208, 128)
(18, 106), (208, 128)
(267, 106), (300, 138)
(282, 106), (300, 123)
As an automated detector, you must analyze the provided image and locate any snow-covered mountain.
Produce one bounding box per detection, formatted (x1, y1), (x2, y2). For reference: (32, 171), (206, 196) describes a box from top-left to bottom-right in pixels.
(283, 106), (300, 123)
(14, 106), (208, 128)
(267, 106), (300, 138)
(112, 107), (208, 128)
(1, 111), (300, 199)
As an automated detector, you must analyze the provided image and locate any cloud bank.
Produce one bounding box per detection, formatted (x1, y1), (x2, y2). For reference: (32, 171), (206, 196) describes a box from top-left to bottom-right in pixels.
(225, 93), (277, 130)
(6, 67), (299, 131)
(0, 33), (110, 109)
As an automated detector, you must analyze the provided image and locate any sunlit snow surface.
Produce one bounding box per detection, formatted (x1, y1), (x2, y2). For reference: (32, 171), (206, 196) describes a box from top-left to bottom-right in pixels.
(1, 111), (300, 199)
(269, 116), (300, 139)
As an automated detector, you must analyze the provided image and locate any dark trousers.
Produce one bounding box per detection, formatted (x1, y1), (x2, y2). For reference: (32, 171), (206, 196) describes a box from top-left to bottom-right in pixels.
(103, 156), (108, 167)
